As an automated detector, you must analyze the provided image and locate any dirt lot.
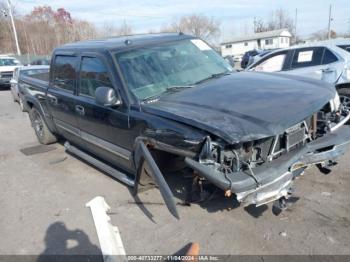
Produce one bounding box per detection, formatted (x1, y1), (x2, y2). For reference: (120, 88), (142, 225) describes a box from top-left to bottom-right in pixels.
(1, 89), (350, 256)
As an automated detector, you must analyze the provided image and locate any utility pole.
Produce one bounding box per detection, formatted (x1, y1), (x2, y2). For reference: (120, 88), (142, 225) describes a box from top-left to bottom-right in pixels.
(6, 0), (21, 55)
(294, 8), (298, 43)
(327, 5), (333, 40)
(253, 16), (256, 33)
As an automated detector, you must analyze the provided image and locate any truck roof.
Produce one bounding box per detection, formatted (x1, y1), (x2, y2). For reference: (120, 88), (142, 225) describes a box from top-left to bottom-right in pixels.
(56, 33), (194, 52)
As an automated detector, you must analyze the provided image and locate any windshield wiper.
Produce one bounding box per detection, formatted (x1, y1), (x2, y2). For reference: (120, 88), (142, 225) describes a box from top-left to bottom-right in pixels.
(195, 71), (231, 85)
(142, 85), (193, 103)
(164, 85), (193, 93)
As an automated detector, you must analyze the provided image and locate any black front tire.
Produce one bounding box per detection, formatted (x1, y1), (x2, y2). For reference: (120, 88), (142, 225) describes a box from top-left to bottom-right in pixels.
(29, 107), (57, 144)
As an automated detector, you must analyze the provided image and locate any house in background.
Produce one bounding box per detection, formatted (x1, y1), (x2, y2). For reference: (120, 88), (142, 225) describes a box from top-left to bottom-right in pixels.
(221, 29), (292, 57)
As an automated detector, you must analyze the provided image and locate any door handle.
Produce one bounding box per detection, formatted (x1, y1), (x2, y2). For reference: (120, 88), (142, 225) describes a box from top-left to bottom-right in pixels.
(322, 68), (335, 73)
(75, 105), (85, 116)
(49, 96), (58, 104)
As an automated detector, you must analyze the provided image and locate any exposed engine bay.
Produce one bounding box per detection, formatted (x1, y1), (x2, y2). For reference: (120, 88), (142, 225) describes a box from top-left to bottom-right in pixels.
(186, 93), (350, 209)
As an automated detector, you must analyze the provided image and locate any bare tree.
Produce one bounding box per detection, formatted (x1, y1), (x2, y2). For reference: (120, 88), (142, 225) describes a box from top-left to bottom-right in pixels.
(254, 18), (267, 33)
(0, 4), (97, 55)
(310, 29), (337, 41)
(254, 8), (294, 36)
(163, 14), (221, 44)
(100, 20), (133, 37)
(0, 1), (16, 53)
(72, 20), (96, 41)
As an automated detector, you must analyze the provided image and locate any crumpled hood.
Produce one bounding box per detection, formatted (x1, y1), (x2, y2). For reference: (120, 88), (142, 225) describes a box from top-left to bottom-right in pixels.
(142, 72), (336, 143)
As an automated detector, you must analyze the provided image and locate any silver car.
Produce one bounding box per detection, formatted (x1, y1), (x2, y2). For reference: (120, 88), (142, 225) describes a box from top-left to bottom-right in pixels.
(246, 39), (350, 109)
(10, 65), (49, 111)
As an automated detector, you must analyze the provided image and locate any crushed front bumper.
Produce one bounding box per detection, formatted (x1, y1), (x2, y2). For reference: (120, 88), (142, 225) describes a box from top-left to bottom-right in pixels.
(185, 125), (350, 206)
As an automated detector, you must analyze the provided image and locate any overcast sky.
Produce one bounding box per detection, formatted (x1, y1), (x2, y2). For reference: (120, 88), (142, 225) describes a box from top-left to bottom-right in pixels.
(13, 0), (350, 40)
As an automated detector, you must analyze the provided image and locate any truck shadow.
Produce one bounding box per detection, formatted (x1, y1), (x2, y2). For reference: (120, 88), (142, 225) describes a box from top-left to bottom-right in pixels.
(37, 221), (102, 261)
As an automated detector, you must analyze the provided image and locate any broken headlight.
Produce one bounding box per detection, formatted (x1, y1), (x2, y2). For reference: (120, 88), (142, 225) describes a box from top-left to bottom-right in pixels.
(199, 136), (272, 174)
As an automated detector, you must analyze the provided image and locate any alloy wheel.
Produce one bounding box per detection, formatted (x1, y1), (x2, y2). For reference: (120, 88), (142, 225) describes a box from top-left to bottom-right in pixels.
(32, 110), (44, 138)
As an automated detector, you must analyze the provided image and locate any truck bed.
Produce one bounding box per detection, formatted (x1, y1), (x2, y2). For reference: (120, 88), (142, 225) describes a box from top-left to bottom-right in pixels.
(19, 73), (49, 93)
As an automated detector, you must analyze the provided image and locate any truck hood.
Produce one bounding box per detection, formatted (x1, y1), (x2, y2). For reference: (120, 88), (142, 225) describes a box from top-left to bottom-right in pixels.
(0, 66), (18, 73)
(142, 72), (336, 144)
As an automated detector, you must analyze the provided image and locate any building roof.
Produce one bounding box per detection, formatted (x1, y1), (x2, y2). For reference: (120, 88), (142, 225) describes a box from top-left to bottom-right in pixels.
(222, 29), (292, 45)
(57, 33), (194, 52)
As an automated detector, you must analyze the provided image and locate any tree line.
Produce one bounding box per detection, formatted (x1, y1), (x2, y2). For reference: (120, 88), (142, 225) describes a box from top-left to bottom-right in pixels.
(0, 3), (224, 55)
(1, 2), (347, 56)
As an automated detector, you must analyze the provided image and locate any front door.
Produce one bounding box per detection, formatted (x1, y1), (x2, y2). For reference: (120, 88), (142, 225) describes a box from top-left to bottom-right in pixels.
(74, 54), (133, 172)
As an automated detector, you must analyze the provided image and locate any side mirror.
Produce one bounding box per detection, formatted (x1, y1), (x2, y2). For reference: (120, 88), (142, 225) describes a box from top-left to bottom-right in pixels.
(95, 86), (122, 107)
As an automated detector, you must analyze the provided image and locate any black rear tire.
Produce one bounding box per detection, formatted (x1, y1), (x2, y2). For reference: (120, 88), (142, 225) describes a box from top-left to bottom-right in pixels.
(29, 107), (57, 144)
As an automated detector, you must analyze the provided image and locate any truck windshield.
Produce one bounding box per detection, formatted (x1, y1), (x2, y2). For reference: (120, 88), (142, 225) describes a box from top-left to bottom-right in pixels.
(0, 58), (20, 66)
(115, 39), (232, 100)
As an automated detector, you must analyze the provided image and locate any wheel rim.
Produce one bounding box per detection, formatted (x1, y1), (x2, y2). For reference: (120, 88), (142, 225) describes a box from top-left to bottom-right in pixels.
(340, 95), (350, 111)
(32, 111), (44, 138)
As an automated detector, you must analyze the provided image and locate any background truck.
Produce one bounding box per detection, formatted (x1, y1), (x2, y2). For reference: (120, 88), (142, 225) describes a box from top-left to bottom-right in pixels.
(0, 55), (21, 87)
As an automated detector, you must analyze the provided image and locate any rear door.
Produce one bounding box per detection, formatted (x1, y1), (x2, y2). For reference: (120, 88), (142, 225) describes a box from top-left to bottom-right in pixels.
(284, 47), (342, 83)
(74, 53), (133, 171)
(47, 54), (82, 144)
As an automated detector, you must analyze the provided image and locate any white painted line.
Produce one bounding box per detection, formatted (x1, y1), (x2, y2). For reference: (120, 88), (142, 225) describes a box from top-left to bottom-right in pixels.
(86, 196), (127, 262)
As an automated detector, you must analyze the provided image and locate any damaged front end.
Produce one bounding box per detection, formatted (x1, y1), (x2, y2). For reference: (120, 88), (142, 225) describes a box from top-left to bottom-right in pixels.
(185, 97), (350, 207)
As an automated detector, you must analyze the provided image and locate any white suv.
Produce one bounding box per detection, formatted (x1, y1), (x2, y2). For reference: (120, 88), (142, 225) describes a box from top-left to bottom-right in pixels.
(246, 39), (350, 109)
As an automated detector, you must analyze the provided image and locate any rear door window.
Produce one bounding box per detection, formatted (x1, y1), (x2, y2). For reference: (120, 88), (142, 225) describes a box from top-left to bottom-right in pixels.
(52, 55), (78, 92)
(79, 57), (113, 98)
(337, 45), (350, 53)
(291, 47), (324, 69)
(322, 48), (338, 64)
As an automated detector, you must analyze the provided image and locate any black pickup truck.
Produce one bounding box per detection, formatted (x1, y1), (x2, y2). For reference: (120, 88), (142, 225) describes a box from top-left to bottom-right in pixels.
(20, 33), (350, 218)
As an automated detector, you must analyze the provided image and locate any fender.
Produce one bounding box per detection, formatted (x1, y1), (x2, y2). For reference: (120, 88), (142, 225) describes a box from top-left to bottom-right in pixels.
(24, 94), (57, 134)
(133, 141), (179, 219)
(132, 136), (197, 169)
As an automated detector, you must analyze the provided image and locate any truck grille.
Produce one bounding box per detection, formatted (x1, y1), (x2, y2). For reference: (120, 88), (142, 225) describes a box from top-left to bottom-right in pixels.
(266, 122), (307, 161)
(285, 127), (305, 151)
(0, 71), (13, 78)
